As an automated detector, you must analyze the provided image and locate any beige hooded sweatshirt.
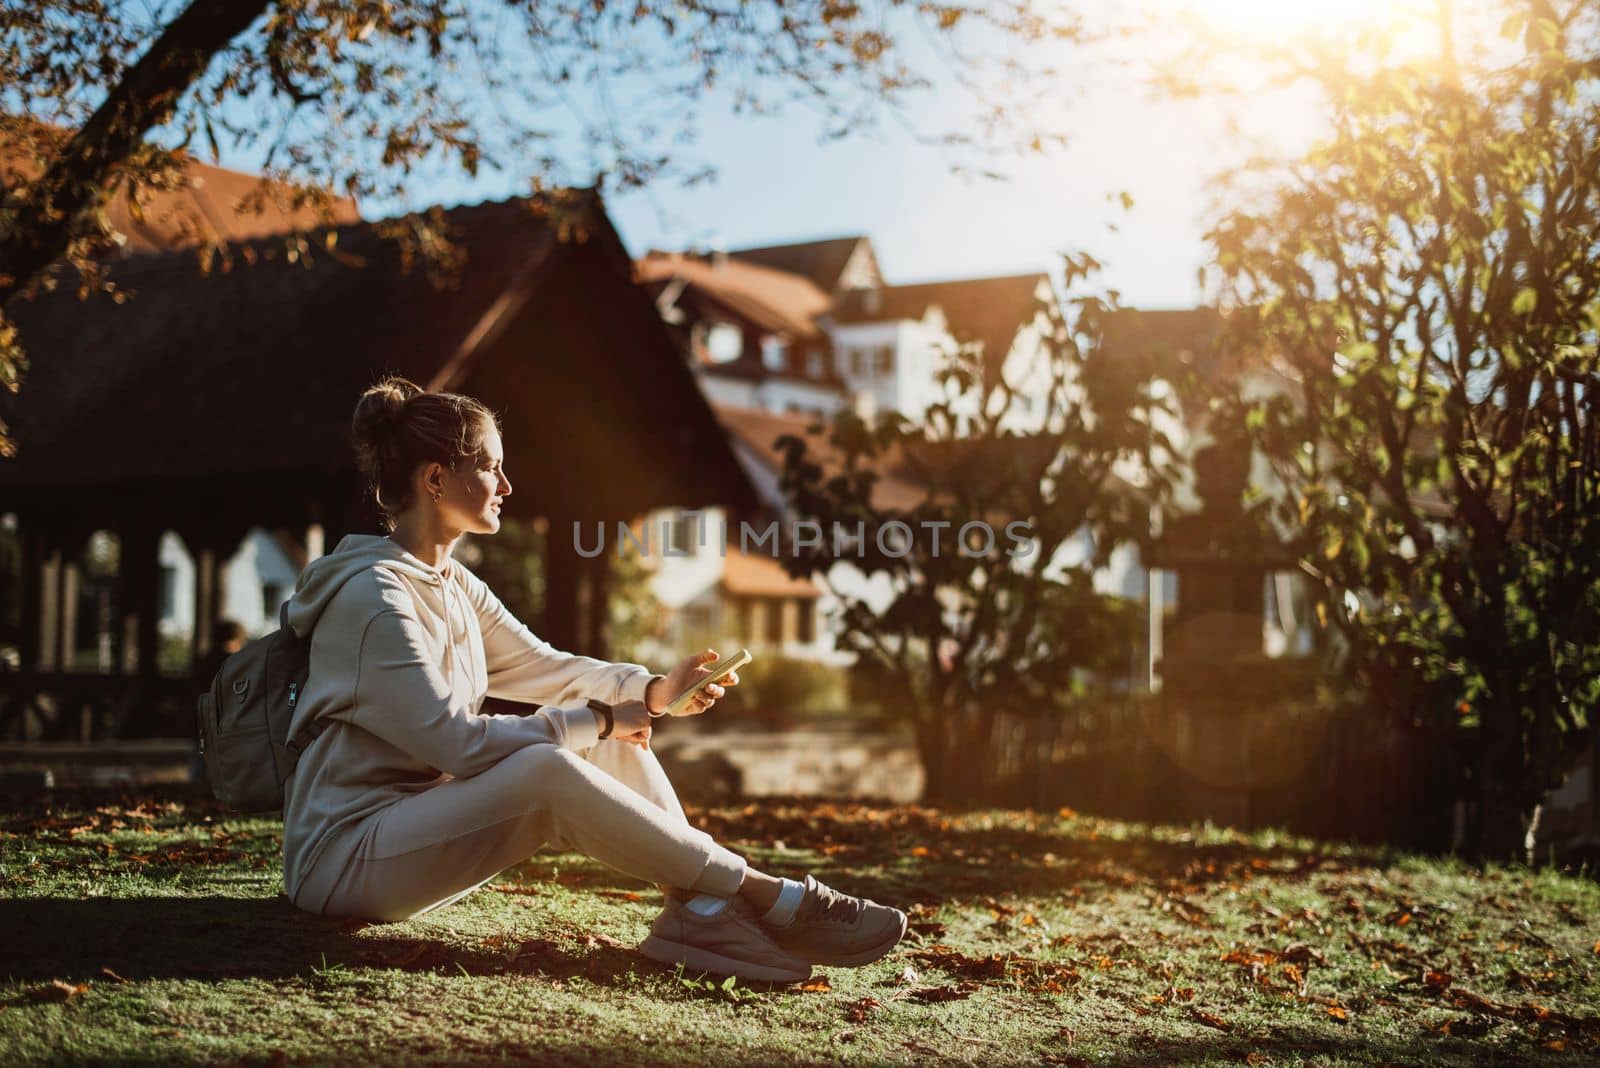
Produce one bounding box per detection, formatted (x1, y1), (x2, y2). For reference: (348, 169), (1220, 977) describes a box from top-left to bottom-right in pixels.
(279, 534), (656, 909)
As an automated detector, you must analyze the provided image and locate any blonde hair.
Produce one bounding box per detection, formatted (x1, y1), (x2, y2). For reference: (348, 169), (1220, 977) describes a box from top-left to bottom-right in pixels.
(350, 377), (498, 527)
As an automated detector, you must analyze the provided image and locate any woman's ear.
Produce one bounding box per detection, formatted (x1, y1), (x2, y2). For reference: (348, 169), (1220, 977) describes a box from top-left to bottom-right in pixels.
(419, 461), (446, 502)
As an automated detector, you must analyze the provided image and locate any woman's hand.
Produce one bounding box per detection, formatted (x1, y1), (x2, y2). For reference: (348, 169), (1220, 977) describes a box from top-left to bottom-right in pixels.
(645, 648), (741, 717)
(604, 700), (654, 748)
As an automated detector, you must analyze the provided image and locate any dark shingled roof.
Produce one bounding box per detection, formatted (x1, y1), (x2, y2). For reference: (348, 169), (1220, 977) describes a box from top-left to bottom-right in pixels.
(728, 236), (872, 294)
(0, 194), (757, 520)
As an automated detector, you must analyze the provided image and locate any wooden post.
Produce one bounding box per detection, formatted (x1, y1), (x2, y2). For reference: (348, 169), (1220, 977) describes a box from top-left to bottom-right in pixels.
(1147, 567), (1164, 694)
(191, 543), (215, 665)
(207, 542), (230, 637)
(58, 560), (80, 671)
(584, 551), (612, 659)
(38, 547), (61, 671)
(129, 526), (161, 681)
(17, 526), (43, 675)
(112, 523), (166, 739)
(542, 513), (579, 652)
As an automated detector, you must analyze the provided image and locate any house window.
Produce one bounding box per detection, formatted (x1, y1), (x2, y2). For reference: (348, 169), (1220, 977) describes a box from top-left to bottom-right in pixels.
(262, 583), (284, 620)
(706, 322), (743, 364)
(806, 349), (824, 379)
(761, 335), (788, 372)
(667, 514), (700, 555)
(873, 345), (894, 375)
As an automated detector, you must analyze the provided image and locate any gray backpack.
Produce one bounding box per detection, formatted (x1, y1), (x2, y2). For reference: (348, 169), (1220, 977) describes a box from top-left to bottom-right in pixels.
(196, 603), (327, 811)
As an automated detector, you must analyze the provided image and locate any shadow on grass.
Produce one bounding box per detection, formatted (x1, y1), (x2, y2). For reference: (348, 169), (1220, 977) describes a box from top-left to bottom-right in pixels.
(0, 894), (661, 989)
(691, 798), (1395, 909)
(1087, 1027), (1567, 1068)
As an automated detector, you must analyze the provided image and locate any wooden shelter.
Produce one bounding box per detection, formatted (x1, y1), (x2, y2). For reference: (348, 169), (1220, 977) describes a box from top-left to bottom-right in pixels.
(0, 192), (757, 741)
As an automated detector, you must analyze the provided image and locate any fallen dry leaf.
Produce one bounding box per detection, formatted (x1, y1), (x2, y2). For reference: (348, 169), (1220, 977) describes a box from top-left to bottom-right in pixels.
(799, 977), (832, 993)
(97, 968), (129, 984)
(845, 996), (879, 1022)
(1188, 1006), (1231, 1031)
(596, 890), (644, 902)
(28, 980), (88, 1003)
(1326, 1004), (1349, 1021)
(908, 985), (973, 1003)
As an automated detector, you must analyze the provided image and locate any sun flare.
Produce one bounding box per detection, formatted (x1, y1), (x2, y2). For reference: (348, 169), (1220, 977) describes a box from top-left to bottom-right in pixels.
(1169, 0), (1400, 36)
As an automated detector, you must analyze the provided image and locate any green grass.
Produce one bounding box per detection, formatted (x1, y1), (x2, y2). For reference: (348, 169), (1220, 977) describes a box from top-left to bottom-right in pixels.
(3, 792), (1598, 1066)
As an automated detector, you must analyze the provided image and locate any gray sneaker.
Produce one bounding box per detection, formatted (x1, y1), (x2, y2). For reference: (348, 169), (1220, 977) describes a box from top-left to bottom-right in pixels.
(639, 895), (812, 983)
(766, 875), (907, 966)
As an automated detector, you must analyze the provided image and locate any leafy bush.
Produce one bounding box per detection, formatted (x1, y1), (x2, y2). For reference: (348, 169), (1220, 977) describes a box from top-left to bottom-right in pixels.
(721, 655), (848, 728)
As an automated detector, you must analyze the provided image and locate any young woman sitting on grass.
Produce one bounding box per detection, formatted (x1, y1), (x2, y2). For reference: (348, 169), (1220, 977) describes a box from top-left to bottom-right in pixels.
(278, 377), (905, 983)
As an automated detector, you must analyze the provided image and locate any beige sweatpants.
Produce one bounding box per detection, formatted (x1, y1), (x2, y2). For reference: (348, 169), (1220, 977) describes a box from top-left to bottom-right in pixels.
(305, 739), (748, 922)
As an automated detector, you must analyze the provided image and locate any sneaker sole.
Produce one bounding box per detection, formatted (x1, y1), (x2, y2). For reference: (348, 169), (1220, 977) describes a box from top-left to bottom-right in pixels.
(786, 909), (910, 967)
(639, 935), (812, 984)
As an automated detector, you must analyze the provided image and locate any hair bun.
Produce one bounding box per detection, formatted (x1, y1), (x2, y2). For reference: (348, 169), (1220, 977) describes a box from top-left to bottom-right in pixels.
(351, 376), (423, 443)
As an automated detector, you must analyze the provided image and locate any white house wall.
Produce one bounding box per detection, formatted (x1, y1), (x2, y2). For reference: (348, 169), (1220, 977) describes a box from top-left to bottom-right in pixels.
(753, 377), (844, 416)
(696, 375), (763, 410)
(158, 528), (302, 639)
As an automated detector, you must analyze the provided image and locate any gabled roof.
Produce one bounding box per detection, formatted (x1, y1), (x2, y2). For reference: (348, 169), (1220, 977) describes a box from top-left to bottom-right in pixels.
(728, 235), (874, 293)
(722, 549), (821, 598)
(716, 404), (928, 513)
(636, 251), (831, 339)
(0, 126), (359, 254)
(833, 273), (1053, 381)
(0, 194), (757, 519)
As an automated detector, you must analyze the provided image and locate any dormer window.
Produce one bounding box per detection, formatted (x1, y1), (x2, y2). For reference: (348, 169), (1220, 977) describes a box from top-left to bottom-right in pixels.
(873, 346), (894, 374)
(761, 335), (788, 372)
(706, 322), (743, 364)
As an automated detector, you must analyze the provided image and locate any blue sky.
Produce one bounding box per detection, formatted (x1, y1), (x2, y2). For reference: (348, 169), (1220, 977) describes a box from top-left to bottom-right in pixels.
(209, 3), (1329, 311)
(410, 65), (1317, 312)
(386, 58), (1308, 312)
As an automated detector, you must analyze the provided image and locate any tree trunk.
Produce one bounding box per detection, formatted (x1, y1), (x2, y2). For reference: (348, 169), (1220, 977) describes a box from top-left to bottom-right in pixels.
(0, 0), (270, 306)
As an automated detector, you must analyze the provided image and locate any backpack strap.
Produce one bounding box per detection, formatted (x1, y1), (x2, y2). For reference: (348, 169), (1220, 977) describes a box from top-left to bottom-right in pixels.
(284, 719), (330, 756)
(278, 599), (327, 756)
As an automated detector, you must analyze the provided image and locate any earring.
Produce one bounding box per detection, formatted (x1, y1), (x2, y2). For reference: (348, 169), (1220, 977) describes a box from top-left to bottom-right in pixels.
(431, 490), (442, 501)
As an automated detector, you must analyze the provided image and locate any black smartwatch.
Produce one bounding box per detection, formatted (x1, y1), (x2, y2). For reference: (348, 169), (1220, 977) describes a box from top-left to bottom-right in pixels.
(586, 698), (614, 740)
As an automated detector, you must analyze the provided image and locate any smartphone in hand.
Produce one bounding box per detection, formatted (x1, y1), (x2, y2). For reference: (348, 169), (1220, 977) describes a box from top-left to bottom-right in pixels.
(661, 648), (752, 716)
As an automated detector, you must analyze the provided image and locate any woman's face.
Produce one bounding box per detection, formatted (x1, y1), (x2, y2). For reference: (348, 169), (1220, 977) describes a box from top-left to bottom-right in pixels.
(440, 424), (512, 535)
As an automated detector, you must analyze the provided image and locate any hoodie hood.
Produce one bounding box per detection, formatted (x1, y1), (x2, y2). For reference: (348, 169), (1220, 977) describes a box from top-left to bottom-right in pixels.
(285, 534), (452, 638)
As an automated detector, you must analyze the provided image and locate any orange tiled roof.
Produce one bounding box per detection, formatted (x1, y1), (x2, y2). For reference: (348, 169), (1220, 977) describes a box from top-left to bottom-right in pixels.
(716, 403), (930, 513)
(721, 548), (820, 598)
(1, 126), (359, 254)
(636, 251), (830, 339)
